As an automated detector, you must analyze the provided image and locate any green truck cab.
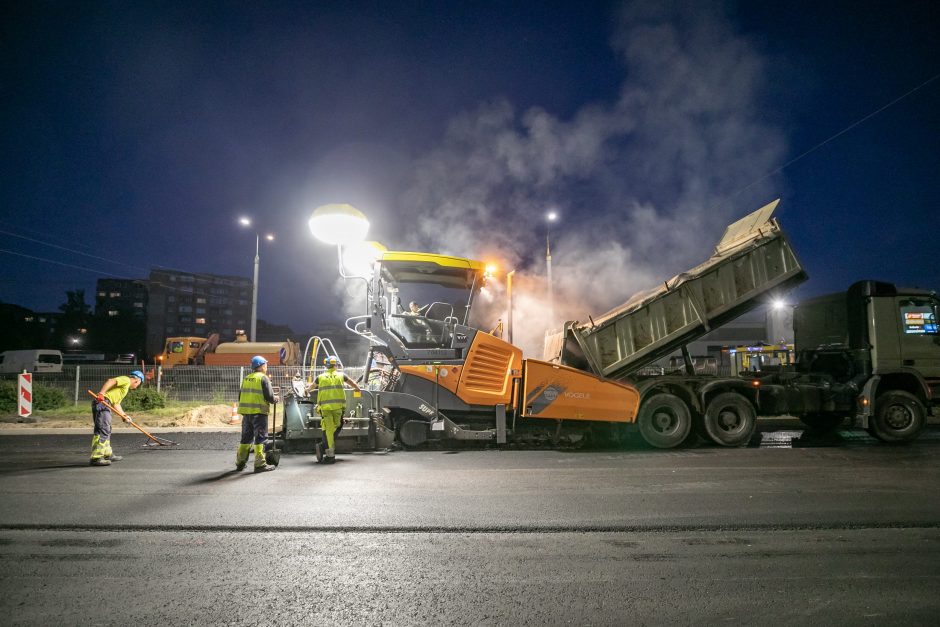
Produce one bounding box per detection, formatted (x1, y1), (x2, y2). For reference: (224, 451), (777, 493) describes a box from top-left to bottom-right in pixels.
(779, 280), (939, 441)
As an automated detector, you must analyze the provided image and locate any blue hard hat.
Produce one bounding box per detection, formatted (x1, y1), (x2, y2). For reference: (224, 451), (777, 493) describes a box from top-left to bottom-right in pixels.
(324, 355), (338, 367)
(251, 355), (267, 369)
(130, 370), (145, 382)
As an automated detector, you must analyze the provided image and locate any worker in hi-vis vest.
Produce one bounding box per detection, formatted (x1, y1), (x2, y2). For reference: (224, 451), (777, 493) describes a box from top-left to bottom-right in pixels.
(308, 355), (361, 464)
(236, 355), (280, 472)
(91, 370), (144, 466)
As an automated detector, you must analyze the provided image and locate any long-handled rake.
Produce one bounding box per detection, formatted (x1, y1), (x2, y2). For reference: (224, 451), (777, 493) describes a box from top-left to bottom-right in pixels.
(87, 390), (179, 447)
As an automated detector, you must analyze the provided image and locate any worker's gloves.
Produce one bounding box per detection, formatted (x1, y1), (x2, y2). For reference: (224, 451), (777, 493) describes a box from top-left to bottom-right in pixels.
(96, 393), (106, 403)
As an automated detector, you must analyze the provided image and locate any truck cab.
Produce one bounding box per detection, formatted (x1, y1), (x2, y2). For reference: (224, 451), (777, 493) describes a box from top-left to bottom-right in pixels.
(793, 280), (939, 440)
(157, 336), (207, 368)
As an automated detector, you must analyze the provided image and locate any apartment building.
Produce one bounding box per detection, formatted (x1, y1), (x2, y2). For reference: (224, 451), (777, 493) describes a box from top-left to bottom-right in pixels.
(145, 269), (252, 357)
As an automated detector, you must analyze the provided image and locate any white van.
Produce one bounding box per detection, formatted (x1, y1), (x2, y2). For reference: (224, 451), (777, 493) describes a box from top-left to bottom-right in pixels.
(0, 349), (64, 374)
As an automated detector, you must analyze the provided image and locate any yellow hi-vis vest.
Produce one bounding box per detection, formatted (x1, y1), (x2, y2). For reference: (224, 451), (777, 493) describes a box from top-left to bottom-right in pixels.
(316, 369), (346, 410)
(238, 372), (269, 415)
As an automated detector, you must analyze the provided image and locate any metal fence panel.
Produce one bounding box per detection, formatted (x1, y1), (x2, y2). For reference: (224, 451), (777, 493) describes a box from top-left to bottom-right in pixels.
(1, 365), (366, 405)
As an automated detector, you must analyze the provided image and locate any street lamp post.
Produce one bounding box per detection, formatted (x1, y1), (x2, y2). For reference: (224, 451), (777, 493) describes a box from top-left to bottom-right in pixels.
(546, 211), (558, 327)
(239, 217), (274, 342)
(506, 270), (515, 344)
(251, 234), (260, 342)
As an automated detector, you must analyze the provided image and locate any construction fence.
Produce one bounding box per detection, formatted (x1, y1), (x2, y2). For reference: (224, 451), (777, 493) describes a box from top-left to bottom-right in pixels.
(0, 365), (366, 405)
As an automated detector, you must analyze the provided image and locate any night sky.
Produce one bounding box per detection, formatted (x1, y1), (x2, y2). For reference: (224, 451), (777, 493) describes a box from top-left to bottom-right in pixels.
(2, 1), (937, 347)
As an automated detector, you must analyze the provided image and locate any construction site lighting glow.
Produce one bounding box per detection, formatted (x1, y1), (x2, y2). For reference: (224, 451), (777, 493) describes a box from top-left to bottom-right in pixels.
(265, 233), (275, 241)
(341, 241), (386, 277)
(238, 217), (251, 226)
(772, 299), (787, 311)
(308, 203), (370, 245)
(546, 211), (558, 222)
(484, 263), (497, 277)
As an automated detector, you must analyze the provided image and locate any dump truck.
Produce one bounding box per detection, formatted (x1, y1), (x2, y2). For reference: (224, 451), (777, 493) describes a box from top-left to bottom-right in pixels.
(545, 199), (937, 446)
(156, 334), (300, 368)
(280, 199), (937, 451)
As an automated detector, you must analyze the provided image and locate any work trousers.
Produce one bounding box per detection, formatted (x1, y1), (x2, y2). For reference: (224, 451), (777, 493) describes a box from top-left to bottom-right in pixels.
(320, 408), (344, 451)
(240, 414), (269, 445)
(92, 400), (113, 441)
(91, 401), (114, 461)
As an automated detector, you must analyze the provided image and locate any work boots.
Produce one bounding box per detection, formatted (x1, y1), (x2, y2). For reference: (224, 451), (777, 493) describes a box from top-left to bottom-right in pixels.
(235, 444), (251, 471)
(90, 435), (112, 466)
(253, 444), (276, 473)
(323, 448), (336, 464)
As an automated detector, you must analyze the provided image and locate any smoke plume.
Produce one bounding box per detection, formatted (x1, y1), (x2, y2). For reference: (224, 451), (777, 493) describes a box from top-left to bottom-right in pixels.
(393, 1), (788, 355)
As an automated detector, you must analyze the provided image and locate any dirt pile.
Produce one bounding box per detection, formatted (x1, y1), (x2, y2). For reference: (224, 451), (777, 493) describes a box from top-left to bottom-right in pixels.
(165, 404), (234, 427)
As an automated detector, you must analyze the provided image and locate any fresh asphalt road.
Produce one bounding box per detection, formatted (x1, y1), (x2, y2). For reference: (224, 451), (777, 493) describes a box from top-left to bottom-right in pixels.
(1, 425), (939, 625)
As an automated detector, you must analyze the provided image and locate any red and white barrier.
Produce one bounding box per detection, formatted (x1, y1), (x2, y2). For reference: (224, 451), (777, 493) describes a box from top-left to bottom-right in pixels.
(18, 373), (32, 418)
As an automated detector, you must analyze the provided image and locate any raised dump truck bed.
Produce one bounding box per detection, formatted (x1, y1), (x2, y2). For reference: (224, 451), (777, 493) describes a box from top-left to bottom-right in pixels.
(545, 200), (808, 379)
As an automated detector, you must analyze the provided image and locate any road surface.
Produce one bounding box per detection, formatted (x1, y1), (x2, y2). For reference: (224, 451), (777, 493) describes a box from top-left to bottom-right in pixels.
(1, 426), (938, 625)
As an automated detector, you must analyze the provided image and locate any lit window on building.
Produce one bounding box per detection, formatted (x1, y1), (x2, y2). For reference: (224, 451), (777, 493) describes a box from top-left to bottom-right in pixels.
(195, 317), (206, 324)
(109, 292), (121, 298)
(108, 310), (119, 317)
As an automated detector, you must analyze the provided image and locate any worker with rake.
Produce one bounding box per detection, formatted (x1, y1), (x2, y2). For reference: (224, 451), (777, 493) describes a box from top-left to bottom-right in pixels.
(91, 370), (144, 466)
(235, 355), (280, 472)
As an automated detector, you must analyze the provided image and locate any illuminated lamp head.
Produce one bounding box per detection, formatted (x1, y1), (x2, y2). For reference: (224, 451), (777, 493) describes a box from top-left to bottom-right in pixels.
(308, 203), (370, 245)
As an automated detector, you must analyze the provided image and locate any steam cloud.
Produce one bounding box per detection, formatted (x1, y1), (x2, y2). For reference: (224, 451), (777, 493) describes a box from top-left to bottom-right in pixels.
(391, 1), (788, 356)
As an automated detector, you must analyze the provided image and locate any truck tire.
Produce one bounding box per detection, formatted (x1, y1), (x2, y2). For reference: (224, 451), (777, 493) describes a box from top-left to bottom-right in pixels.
(871, 391), (925, 443)
(703, 393), (757, 447)
(637, 393), (692, 449)
(799, 413), (846, 433)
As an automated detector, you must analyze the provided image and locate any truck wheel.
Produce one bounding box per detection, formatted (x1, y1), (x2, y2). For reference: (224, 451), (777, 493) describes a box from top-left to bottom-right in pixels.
(799, 413), (846, 433)
(703, 393), (756, 447)
(871, 391), (925, 443)
(637, 393), (691, 449)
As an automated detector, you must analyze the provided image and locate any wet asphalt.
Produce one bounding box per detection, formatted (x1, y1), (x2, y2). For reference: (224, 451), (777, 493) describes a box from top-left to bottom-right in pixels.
(1, 423), (939, 625)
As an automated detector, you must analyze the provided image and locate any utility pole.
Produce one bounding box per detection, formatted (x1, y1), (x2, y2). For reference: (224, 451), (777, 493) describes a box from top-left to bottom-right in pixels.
(251, 234), (259, 342)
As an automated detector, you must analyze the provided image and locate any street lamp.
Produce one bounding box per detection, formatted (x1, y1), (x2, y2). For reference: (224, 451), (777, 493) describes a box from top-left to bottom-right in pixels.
(506, 270), (516, 344)
(545, 211), (558, 326)
(767, 298), (794, 345)
(238, 217), (274, 342)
